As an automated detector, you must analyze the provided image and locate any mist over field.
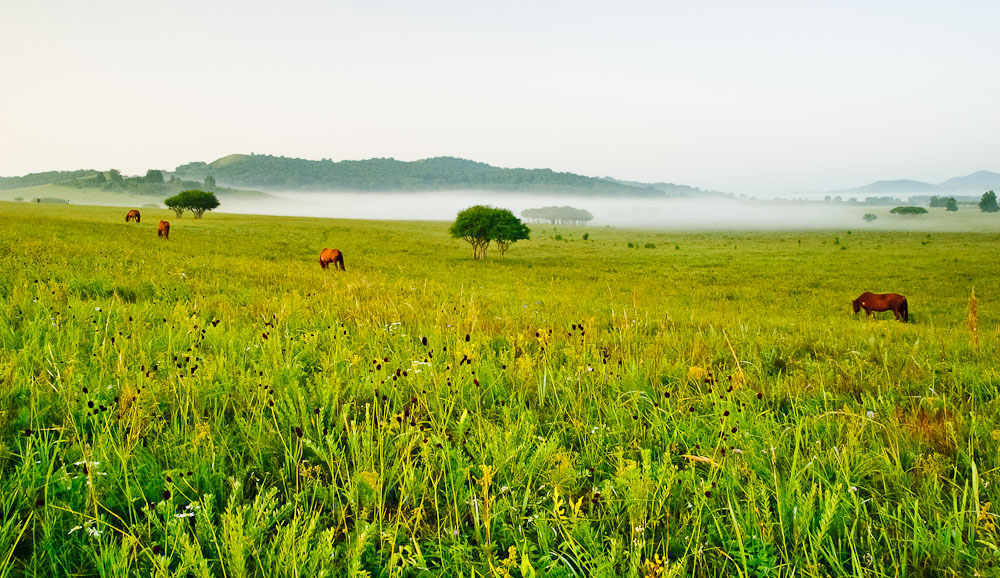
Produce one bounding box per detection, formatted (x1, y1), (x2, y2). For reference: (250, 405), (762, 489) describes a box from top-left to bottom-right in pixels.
(219, 190), (865, 230)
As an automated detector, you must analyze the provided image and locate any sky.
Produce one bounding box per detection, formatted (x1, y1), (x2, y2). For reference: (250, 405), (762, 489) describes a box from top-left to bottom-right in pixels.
(2, 0), (998, 196)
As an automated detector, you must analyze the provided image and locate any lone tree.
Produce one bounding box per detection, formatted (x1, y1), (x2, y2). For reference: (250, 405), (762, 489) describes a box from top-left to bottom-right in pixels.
(450, 205), (530, 259)
(980, 190), (999, 213)
(492, 210), (531, 260)
(946, 198), (958, 212)
(863, 213), (878, 223)
(164, 189), (220, 219)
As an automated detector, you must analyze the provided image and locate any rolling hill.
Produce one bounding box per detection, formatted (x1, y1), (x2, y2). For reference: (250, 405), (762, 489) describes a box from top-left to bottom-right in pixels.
(171, 154), (667, 196)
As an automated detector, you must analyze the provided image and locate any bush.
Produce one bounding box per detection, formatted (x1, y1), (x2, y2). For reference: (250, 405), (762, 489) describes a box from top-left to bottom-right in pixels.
(863, 213), (877, 222)
(889, 206), (928, 216)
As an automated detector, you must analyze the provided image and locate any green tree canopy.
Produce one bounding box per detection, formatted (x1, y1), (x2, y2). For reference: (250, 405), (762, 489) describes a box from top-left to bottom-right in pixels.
(164, 190), (220, 219)
(863, 213), (878, 222)
(980, 190), (999, 213)
(492, 210), (531, 260)
(450, 205), (530, 259)
(945, 198), (958, 212)
(144, 169), (164, 184)
(204, 175), (216, 188)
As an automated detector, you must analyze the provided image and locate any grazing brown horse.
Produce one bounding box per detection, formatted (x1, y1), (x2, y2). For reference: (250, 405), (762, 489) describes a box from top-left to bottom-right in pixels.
(157, 220), (170, 240)
(319, 248), (345, 270)
(852, 292), (908, 322)
(126, 209), (141, 223)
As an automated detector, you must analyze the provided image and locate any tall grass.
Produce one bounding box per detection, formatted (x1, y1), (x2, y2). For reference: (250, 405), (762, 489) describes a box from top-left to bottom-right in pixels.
(1, 202), (999, 576)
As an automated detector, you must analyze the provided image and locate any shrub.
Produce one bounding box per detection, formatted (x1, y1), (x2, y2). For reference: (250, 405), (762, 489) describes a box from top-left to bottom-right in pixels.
(889, 206), (928, 216)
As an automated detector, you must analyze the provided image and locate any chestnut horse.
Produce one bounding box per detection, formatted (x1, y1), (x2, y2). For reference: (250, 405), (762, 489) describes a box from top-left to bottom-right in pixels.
(157, 220), (170, 240)
(852, 292), (908, 322)
(319, 248), (345, 270)
(126, 209), (141, 223)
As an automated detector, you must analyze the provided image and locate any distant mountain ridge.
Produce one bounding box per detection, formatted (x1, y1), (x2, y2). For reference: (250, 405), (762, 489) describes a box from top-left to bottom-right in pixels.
(837, 171), (1000, 196)
(171, 154), (667, 197)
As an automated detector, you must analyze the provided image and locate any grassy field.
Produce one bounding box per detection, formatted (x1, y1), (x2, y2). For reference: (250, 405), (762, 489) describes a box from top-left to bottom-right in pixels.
(1, 202), (999, 577)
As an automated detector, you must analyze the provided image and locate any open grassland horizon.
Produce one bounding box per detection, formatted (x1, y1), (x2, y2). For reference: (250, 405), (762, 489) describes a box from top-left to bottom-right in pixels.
(1, 202), (999, 576)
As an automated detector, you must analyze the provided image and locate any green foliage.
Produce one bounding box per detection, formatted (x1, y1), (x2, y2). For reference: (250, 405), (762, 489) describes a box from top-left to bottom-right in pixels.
(173, 154), (661, 195)
(449, 205), (530, 259)
(492, 209), (531, 260)
(164, 190), (221, 219)
(204, 175), (216, 188)
(946, 198), (959, 211)
(2, 203), (1000, 576)
(889, 206), (929, 216)
(863, 213), (878, 222)
(929, 195), (955, 208)
(144, 169), (164, 184)
(980, 190), (999, 213)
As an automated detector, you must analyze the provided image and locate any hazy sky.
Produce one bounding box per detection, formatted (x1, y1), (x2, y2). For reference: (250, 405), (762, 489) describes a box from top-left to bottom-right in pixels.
(2, 0), (998, 195)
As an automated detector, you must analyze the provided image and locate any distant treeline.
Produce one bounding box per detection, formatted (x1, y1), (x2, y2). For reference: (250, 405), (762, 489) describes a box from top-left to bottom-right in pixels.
(0, 168), (219, 196)
(0, 170), (102, 190)
(173, 154), (665, 196)
(522, 206), (594, 225)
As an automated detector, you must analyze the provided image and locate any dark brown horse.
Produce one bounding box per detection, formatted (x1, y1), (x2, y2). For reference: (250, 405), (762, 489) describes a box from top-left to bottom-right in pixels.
(319, 248), (345, 270)
(852, 292), (908, 322)
(158, 220), (170, 240)
(126, 209), (141, 223)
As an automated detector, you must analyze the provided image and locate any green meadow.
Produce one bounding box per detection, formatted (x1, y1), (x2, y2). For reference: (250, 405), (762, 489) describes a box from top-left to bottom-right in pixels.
(2, 201), (1000, 577)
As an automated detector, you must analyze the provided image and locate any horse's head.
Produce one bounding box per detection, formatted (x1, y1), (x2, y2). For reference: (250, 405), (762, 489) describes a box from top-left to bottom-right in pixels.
(852, 299), (861, 314)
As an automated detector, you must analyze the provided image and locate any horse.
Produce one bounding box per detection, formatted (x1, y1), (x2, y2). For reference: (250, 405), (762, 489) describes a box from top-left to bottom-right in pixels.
(852, 292), (908, 322)
(319, 248), (345, 270)
(158, 220), (170, 240)
(126, 209), (141, 223)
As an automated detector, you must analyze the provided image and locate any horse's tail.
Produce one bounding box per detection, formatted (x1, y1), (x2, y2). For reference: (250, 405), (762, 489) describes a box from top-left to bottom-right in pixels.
(901, 298), (909, 322)
(338, 252), (345, 270)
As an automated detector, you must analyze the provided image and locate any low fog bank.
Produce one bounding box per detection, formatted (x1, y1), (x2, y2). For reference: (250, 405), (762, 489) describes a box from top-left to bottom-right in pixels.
(220, 191), (868, 230)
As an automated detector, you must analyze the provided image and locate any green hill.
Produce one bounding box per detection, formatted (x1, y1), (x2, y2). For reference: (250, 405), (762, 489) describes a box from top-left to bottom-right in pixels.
(172, 154), (665, 196)
(0, 169), (103, 190)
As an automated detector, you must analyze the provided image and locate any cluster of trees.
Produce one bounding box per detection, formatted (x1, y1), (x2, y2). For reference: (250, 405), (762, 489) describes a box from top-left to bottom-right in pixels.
(929, 196), (959, 211)
(449, 205), (530, 259)
(521, 206), (594, 225)
(173, 154), (661, 196)
(164, 190), (220, 219)
(55, 169), (219, 196)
